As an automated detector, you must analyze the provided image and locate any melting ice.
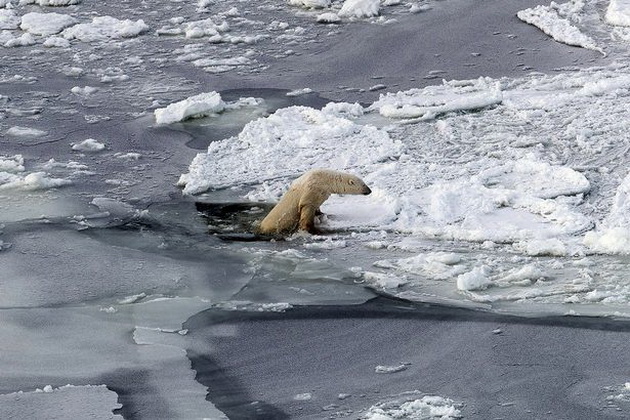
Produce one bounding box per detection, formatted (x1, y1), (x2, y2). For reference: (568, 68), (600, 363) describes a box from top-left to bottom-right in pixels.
(4, 0), (630, 418)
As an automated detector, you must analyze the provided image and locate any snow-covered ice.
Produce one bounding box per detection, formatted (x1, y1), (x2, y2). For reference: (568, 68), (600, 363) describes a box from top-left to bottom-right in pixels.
(339, 0), (381, 18)
(0, 385), (123, 420)
(361, 392), (462, 419)
(5, 0), (630, 417)
(20, 12), (76, 36)
(71, 138), (105, 152)
(517, 1), (602, 53)
(62, 16), (148, 41)
(154, 91), (226, 125)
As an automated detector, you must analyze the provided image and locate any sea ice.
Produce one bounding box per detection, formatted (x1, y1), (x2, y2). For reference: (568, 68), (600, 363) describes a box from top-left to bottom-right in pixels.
(178, 105), (403, 194)
(606, 0), (630, 26)
(20, 12), (77, 36)
(182, 17), (230, 39)
(6, 126), (47, 137)
(3, 32), (36, 47)
(371, 78), (503, 120)
(71, 138), (105, 152)
(517, 1), (602, 53)
(0, 171), (72, 191)
(0, 385), (122, 420)
(154, 91), (225, 125)
(363, 392), (462, 420)
(584, 173), (630, 254)
(0, 9), (19, 30)
(19, 0), (82, 5)
(317, 12), (342, 23)
(62, 16), (149, 41)
(457, 266), (492, 291)
(288, 0), (331, 9)
(339, 0), (381, 18)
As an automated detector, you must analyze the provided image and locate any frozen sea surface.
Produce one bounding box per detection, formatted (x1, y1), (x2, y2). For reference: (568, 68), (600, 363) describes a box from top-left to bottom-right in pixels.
(2, 0), (630, 418)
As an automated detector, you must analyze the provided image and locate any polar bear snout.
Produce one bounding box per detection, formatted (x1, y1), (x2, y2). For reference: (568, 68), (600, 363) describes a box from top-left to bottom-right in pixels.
(363, 186), (372, 195)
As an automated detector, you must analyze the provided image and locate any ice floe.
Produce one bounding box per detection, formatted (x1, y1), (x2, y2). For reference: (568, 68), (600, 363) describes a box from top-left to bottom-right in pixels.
(71, 138), (105, 152)
(606, 0), (630, 26)
(178, 103), (403, 194)
(0, 154), (73, 191)
(517, 0), (603, 53)
(584, 173), (630, 254)
(20, 12), (76, 36)
(339, 0), (381, 18)
(362, 392), (462, 420)
(62, 16), (148, 41)
(20, 0), (82, 5)
(370, 78), (503, 120)
(154, 91), (226, 125)
(0, 385), (122, 420)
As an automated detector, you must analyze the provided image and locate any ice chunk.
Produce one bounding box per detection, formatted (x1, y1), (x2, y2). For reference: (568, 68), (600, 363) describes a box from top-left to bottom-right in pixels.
(0, 171), (72, 191)
(517, 2), (602, 53)
(584, 174), (630, 254)
(457, 266), (492, 291)
(154, 91), (225, 124)
(478, 159), (590, 199)
(182, 17), (229, 39)
(0, 9), (19, 30)
(606, 0), (630, 26)
(62, 16), (148, 41)
(364, 392), (461, 419)
(316, 12), (341, 23)
(339, 0), (380, 18)
(371, 78), (503, 120)
(20, 0), (82, 5)
(71, 138), (106, 152)
(3, 32), (36, 47)
(288, 0), (331, 9)
(6, 126), (47, 137)
(0, 385), (122, 420)
(20, 12), (77, 36)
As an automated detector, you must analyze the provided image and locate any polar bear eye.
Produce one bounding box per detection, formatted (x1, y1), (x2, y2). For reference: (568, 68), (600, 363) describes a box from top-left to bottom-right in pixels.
(348, 180), (355, 185)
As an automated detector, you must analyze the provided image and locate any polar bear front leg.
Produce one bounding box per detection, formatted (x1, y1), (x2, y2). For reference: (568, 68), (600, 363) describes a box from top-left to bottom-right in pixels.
(298, 204), (320, 234)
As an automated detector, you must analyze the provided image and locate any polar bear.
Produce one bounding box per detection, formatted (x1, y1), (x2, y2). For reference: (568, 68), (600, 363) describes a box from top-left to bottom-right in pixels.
(256, 169), (372, 236)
